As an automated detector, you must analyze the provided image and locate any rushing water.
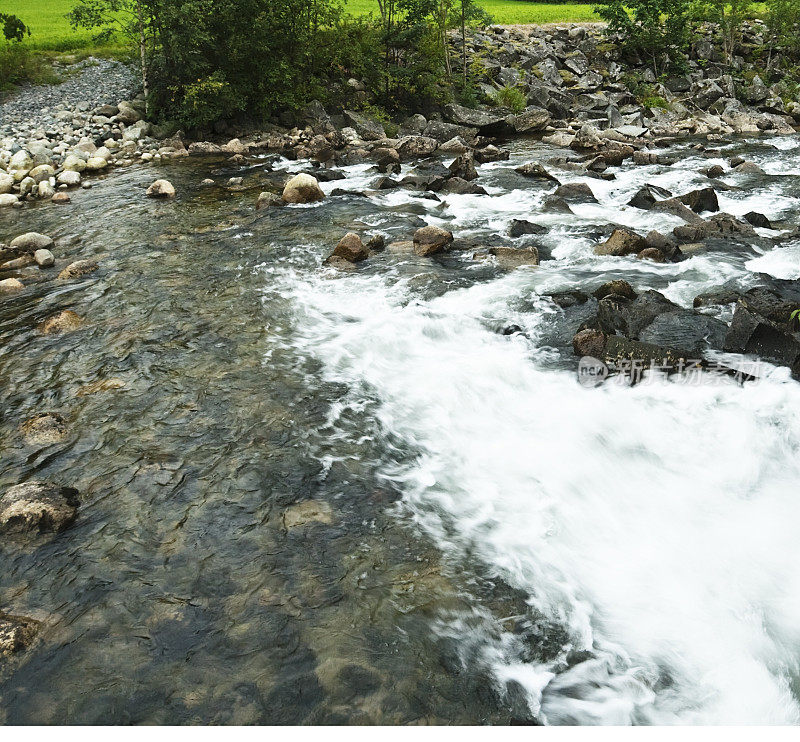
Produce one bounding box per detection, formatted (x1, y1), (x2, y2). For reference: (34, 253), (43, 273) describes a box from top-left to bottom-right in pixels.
(2, 134), (800, 724)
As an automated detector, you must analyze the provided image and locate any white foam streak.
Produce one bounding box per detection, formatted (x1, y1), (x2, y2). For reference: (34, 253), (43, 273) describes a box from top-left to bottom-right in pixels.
(286, 269), (800, 725)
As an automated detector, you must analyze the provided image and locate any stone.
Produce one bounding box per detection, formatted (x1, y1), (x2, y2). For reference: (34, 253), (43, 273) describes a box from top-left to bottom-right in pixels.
(29, 165), (55, 183)
(595, 229), (647, 256)
(0, 481), (79, 534)
(0, 612), (40, 658)
(593, 280), (637, 301)
(515, 162), (559, 182)
(39, 310), (83, 334)
(256, 192), (284, 209)
(20, 413), (68, 445)
(58, 260), (99, 280)
(554, 182), (597, 203)
(62, 154), (87, 172)
(413, 226), (453, 257)
(506, 108), (551, 133)
(734, 161), (766, 175)
(628, 184), (671, 209)
(34, 249), (55, 268)
(508, 219), (546, 238)
(679, 187), (719, 213)
(0, 193), (18, 207)
(572, 328), (607, 358)
(396, 136), (439, 160)
(474, 145), (509, 164)
(284, 500), (333, 528)
(342, 110), (385, 141)
(57, 170), (81, 187)
(638, 247), (666, 262)
(85, 157), (108, 171)
(9, 150), (33, 172)
(0, 278), (24, 293)
(743, 211), (771, 229)
(448, 152), (477, 181)
(146, 179), (176, 198)
(52, 192), (71, 204)
(0, 172), (13, 194)
(489, 246), (539, 268)
(282, 173), (325, 204)
(38, 181), (55, 200)
(10, 232), (54, 252)
(328, 233), (368, 263)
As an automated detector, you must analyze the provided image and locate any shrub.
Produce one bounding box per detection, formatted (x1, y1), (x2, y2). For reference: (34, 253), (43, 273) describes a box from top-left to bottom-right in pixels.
(492, 84), (526, 112)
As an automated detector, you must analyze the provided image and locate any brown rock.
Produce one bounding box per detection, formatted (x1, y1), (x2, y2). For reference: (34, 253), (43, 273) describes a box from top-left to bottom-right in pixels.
(573, 329), (607, 357)
(328, 232), (368, 263)
(595, 228), (647, 257)
(282, 173), (325, 204)
(146, 179), (176, 198)
(38, 310), (83, 334)
(20, 413), (68, 445)
(0, 612), (40, 658)
(489, 246), (539, 268)
(0, 481), (79, 535)
(413, 226), (453, 257)
(637, 247), (666, 262)
(593, 280), (637, 301)
(58, 260), (99, 280)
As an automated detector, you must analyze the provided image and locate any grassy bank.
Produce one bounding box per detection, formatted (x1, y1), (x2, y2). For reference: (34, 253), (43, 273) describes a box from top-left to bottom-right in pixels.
(7, 0), (599, 52)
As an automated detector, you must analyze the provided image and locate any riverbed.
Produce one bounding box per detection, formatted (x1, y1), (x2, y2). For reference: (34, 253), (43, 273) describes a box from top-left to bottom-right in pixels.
(2, 133), (800, 724)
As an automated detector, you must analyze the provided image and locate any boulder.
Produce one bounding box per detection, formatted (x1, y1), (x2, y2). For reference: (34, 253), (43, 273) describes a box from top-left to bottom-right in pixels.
(593, 280), (637, 301)
(554, 182), (597, 203)
(0, 194), (19, 207)
(0, 612), (40, 658)
(489, 246), (539, 268)
(62, 154), (87, 172)
(0, 278), (24, 293)
(282, 173), (325, 204)
(57, 170), (81, 187)
(85, 157), (108, 171)
(627, 184), (671, 209)
(413, 226), (453, 256)
(508, 219), (546, 238)
(448, 152), (477, 181)
(58, 260), (99, 280)
(595, 228), (647, 256)
(34, 249), (55, 268)
(474, 145), (509, 163)
(506, 108), (551, 133)
(10, 233), (54, 252)
(256, 192), (284, 209)
(679, 187), (719, 213)
(146, 179), (176, 198)
(396, 136), (439, 160)
(743, 211), (771, 229)
(515, 162), (559, 182)
(0, 481), (79, 534)
(328, 233), (369, 263)
(52, 192), (71, 204)
(38, 310), (83, 334)
(0, 172), (13, 193)
(342, 110), (386, 141)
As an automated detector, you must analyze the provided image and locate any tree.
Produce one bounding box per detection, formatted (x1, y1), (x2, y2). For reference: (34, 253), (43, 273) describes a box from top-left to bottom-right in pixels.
(696, 0), (754, 66)
(594, 0), (694, 76)
(1, 12), (29, 42)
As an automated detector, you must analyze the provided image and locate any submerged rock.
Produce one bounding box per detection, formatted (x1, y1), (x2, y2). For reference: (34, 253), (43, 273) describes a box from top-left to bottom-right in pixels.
(58, 260), (99, 280)
(20, 413), (68, 445)
(0, 613), (40, 658)
(0, 481), (79, 535)
(38, 310), (83, 334)
(490, 246), (539, 269)
(256, 192), (284, 209)
(0, 278), (24, 293)
(283, 500), (333, 528)
(515, 162), (559, 182)
(10, 232), (54, 252)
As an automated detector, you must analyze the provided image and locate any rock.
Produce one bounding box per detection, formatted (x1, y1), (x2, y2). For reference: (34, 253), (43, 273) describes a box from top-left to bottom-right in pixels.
(554, 182), (597, 202)
(0, 278), (24, 293)
(0, 612), (40, 658)
(0, 481), (79, 534)
(146, 179), (176, 199)
(413, 226), (453, 256)
(724, 293), (800, 375)
(638, 247), (666, 262)
(256, 192), (283, 209)
(34, 249), (55, 268)
(705, 164), (725, 178)
(188, 142), (223, 156)
(39, 310), (83, 334)
(541, 195), (573, 214)
(744, 211), (771, 229)
(489, 246), (539, 268)
(58, 260), (99, 280)
(693, 288), (742, 308)
(439, 136), (470, 154)
(396, 136), (439, 160)
(85, 156), (108, 171)
(328, 233), (368, 263)
(282, 173), (325, 204)
(57, 170), (81, 187)
(10, 232), (54, 252)
(284, 500), (333, 528)
(672, 212), (756, 243)
(342, 110), (385, 141)
(573, 328), (607, 358)
(474, 145), (509, 164)
(29, 165), (54, 183)
(37, 181), (55, 200)
(692, 79), (725, 109)
(506, 108), (551, 133)
(448, 152), (477, 181)
(443, 103), (506, 130)
(646, 230), (679, 258)
(366, 234), (385, 251)
(0, 193), (19, 207)
(595, 228), (647, 256)
(650, 197), (704, 223)
(734, 161), (766, 175)
(593, 280), (637, 301)
(0, 172), (13, 193)
(508, 219), (546, 238)
(442, 178), (487, 195)
(9, 150), (33, 172)
(62, 154), (87, 172)
(628, 184), (671, 209)
(52, 192), (71, 204)
(20, 413), (68, 445)
(515, 162), (559, 182)
(679, 187), (719, 213)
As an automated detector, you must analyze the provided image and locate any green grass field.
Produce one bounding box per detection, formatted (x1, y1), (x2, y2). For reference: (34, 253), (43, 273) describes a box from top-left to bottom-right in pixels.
(7, 0), (599, 51)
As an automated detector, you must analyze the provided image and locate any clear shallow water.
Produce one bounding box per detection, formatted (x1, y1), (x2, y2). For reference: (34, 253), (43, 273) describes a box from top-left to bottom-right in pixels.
(2, 134), (800, 724)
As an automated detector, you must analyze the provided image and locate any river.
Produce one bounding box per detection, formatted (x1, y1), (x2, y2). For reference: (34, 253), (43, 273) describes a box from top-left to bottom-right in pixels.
(2, 133), (800, 724)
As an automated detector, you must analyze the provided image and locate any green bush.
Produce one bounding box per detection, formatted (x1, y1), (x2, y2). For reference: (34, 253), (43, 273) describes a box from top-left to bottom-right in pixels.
(492, 84), (526, 112)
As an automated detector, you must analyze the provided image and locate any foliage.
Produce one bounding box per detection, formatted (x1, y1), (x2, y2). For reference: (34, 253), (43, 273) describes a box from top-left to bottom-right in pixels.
(594, 0), (694, 75)
(1, 12), (28, 41)
(765, 0), (800, 70)
(695, 0), (755, 65)
(492, 84), (526, 111)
